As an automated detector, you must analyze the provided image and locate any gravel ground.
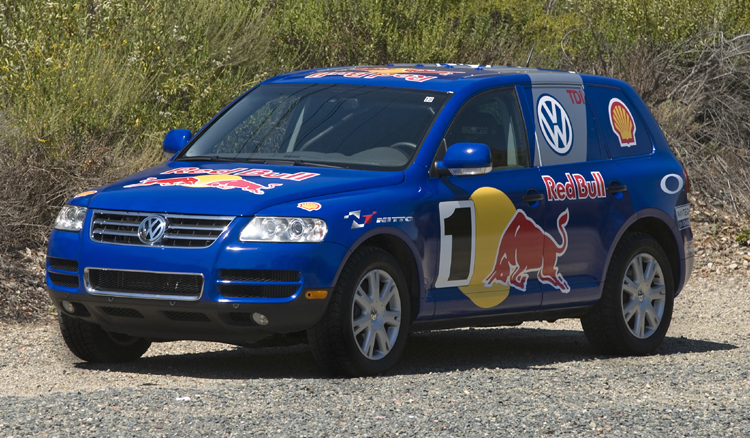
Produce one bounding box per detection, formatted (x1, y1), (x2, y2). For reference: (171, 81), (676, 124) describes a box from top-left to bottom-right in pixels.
(1, 272), (749, 437)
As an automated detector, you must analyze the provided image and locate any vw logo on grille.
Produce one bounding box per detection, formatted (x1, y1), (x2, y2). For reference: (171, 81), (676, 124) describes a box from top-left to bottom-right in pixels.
(138, 215), (167, 244)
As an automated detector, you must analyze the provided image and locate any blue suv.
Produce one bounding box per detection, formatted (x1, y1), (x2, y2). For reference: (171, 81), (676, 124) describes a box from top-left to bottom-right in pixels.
(47, 65), (694, 376)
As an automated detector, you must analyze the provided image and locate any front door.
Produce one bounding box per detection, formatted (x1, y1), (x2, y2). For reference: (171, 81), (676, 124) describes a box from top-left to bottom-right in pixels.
(427, 87), (549, 319)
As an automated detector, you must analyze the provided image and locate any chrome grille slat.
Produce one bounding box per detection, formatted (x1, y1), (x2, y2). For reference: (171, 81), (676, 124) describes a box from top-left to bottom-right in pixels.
(163, 234), (217, 241)
(93, 219), (141, 227)
(91, 210), (234, 248)
(167, 224), (227, 231)
(93, 230), (139, 237)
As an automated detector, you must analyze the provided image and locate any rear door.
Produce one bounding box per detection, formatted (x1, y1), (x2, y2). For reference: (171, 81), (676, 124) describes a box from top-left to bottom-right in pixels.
(520, 78), (623, 309)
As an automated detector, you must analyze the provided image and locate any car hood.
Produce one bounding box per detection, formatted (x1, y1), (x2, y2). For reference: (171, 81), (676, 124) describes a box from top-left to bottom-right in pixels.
(86, 162), (405, 216)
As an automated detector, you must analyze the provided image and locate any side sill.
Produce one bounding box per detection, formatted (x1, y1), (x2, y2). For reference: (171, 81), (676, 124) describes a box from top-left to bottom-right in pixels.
(409, 306), (594, 332)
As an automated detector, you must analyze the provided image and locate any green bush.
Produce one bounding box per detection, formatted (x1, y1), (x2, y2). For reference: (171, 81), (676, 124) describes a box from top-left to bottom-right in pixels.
(1, 0), (748, 248)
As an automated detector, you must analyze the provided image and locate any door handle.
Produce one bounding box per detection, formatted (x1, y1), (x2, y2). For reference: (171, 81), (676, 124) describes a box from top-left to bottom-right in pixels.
(523, 192), (545, 204)
(606, 184), (628, 194)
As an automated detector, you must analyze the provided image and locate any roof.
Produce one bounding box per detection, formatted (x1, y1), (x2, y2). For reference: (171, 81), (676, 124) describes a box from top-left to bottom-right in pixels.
(263, 63), (582, 92)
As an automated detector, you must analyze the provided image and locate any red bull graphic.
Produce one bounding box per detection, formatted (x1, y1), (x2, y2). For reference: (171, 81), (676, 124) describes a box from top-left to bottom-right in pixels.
(542, 171), (606, 201)
(124, 174), (280, 195)
(484, 209), (570, 293)
(162, 167), (318, 181)
(73, 190), (97, 198)
(608, 98), (637, 147)
(304, 67), (457, 83)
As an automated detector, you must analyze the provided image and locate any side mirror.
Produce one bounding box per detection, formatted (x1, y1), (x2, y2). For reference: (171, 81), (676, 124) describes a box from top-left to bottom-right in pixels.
(163, 129), (192, 159)
(437, 142), (492, 176)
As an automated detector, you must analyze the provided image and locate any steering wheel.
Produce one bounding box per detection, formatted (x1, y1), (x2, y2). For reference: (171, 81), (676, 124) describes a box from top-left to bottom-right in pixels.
(389, 142), (417, 156)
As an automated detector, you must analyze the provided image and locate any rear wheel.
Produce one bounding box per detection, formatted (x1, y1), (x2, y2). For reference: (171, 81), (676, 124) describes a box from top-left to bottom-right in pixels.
(581, 233), (674, 355)
(307, 247), (410, 376)
(58, 313), (151, 362)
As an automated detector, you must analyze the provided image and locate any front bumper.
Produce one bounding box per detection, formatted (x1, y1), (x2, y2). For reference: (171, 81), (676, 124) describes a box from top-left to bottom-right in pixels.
(46, 224), (349, 344)
(48, 287), (331, 344)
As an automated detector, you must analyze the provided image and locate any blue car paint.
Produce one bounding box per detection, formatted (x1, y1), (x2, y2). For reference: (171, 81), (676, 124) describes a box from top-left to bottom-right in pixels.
(47, 64), (693, 342)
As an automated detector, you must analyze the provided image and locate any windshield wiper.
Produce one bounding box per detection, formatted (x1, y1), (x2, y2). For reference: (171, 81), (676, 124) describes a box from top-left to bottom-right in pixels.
(176, 155), (238, 162)
(263, 159), (346, 169)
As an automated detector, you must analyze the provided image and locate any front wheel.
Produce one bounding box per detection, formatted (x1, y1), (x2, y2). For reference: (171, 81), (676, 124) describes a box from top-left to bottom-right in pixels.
(58, 313), (151, 363)
(581, 233), (674, 355)
(307, 247), (410, 376)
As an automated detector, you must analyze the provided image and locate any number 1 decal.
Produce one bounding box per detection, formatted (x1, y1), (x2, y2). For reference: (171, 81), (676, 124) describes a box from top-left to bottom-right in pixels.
(436, 201), (476, 288)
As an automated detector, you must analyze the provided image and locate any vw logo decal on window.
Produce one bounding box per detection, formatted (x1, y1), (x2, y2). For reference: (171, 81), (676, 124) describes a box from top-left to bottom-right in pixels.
(537, 94), (573, 155)
(138, 215), (167, 244)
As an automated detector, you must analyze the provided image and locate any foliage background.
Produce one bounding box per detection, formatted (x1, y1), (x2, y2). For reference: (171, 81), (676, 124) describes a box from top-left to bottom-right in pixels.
(1, 0), (749, 251)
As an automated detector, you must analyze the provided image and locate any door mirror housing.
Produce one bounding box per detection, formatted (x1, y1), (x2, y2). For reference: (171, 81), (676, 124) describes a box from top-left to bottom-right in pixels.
(437, 142), (492, 176)
(163, 129), (192, 159)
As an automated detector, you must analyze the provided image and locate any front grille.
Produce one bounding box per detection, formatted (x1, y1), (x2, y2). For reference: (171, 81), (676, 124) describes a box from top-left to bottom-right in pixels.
(49, 272), (79, 288)
(163, 311), (210, 322)
(220, 270), (300, 283)
(47, 257), (78, 272)
(86, 269), (203, 300)
(100, 307), (144, 318)
(90, 210), (234, 248)
(219, 284), (298, 299)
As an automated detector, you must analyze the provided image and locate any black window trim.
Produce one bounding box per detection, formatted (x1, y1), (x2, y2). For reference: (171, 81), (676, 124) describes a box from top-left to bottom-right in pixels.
(429, 86), (531, 178)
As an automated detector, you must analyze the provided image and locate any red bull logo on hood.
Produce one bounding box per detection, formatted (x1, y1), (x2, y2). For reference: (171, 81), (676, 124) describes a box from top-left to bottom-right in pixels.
(124, 174), (280, 195)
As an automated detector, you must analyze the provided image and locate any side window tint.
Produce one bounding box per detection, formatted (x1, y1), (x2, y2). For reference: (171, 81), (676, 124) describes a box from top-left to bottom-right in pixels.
(444, 88), (529, 171)
(585, 86), (653, 158)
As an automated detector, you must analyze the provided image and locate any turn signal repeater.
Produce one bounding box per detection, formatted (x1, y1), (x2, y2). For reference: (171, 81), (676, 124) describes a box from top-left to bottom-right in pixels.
(305, 290), (328, 300)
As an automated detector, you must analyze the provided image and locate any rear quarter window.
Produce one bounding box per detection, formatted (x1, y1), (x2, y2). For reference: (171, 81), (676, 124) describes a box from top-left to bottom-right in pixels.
(585, 85), (654, 158)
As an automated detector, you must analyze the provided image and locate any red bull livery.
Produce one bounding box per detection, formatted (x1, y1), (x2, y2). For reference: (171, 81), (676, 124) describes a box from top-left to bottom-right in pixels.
(46, 64), (693, 376)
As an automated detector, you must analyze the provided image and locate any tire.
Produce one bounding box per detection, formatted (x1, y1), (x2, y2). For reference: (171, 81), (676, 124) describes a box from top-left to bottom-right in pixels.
(58, 313), (151, 363)
(307, 247), (411, 377)
(581, 232), (674, 355)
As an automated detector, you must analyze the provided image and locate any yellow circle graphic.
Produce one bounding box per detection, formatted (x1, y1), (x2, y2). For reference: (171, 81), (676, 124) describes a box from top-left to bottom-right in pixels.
(458, 187), (516, 308)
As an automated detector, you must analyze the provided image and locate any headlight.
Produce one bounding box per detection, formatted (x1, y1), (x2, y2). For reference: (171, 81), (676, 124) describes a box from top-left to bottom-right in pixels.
(54, 205), (88, 232)
(240, 217), (327, 242)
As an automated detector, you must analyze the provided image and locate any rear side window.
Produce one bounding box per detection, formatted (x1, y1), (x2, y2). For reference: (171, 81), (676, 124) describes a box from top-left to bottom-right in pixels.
(443, 88), (529, 171)
(585, 85), (654, 158)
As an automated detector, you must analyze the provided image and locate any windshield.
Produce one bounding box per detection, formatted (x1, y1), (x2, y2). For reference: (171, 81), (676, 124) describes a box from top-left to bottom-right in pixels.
(179, 83), (449, 170)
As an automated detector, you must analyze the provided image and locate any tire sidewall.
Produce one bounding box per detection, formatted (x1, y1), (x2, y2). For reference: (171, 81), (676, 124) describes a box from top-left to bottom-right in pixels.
(606, 236), (675, 354)
(336, 249), (411, 375)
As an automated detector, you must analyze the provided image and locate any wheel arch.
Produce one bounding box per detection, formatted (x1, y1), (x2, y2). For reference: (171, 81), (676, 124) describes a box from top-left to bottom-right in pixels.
(334, 228), (424, 323)
(603, 209), (684, 296)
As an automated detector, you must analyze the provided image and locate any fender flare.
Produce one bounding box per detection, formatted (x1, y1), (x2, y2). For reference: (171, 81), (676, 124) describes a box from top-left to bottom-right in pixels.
(598, 208), (685, 297)
(331, 227), (426, 301)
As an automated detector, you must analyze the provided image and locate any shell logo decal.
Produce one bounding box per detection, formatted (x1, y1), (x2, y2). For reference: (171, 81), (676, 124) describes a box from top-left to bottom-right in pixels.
(297, 202), (322, 212)
(608, 98), (637, 147)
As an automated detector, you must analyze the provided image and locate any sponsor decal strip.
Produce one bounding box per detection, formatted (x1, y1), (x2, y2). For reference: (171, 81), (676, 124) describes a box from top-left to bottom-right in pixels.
(542, 171), (606, 201)
(305, 71), (441, 83)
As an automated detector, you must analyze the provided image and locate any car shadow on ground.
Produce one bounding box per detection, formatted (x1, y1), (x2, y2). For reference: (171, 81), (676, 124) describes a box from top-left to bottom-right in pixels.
(73, 327), (738, 379)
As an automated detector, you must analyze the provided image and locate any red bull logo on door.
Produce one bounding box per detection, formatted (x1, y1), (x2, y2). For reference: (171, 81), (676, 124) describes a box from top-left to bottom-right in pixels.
(124, 174), (280, 195)
(436, 187), (570, 308)
(484, 209), (570, 293)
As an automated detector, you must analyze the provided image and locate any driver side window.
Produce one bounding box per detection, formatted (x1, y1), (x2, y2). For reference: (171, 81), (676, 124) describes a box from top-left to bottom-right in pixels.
(444, 88), (529, 171)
